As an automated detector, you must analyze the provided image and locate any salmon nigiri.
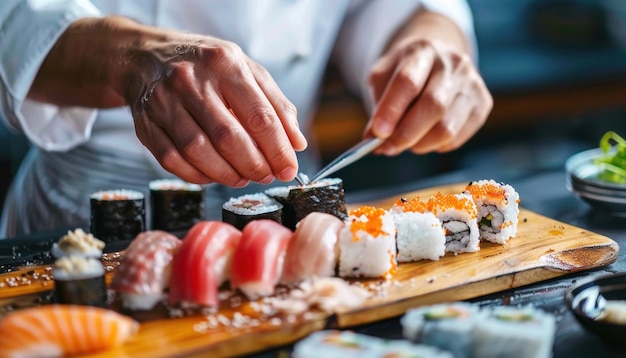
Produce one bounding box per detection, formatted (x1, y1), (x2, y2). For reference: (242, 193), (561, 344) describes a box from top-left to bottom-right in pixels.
(168, 221), (242, 307)
(280, 212), (344, 285)
(110, 230), (182, 310)
(230, 219), (293, 300)
(0, 304), (138, 357)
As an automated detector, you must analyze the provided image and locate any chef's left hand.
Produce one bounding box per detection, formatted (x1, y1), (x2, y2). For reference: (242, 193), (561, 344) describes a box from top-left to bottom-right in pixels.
(366, 22), (493, 156)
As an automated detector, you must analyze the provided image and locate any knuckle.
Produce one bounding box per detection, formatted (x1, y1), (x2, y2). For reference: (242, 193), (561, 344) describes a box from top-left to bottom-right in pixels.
(211, 124), (244, 155)
(245, 105), (277, 134)
(421, 92), (446, 118)
(179, 133), (207, 158)
(395, 67), (423, 93)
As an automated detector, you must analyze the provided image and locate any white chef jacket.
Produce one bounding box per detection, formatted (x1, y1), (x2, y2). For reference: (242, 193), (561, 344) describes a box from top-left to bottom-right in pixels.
(0, 0), (476, 238)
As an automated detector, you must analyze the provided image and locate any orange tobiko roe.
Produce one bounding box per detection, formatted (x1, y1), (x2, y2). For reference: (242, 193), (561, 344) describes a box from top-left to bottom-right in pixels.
(394, 196), (428, 213)
(464, 181), (506, 201)
(101, 193), (130, 200)
(427, 192), (477, 218)
(348, 206), (389, 240)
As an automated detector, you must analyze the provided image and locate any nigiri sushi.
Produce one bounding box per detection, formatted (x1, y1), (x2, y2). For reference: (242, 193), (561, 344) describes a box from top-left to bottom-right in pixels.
(169, 221), (242, 307)
(0, 304), (138, 357)
(280, 212), (343, 285)
(110, 230), (182, 310)
(230, 219), (293, 299)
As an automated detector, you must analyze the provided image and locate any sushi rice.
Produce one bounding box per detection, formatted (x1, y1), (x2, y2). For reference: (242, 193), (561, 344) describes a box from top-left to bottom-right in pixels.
(427, 192), (480, 254)
(391, 197), (446, 262)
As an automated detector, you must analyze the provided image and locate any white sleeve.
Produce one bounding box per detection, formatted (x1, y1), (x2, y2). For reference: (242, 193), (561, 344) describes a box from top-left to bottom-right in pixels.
(334, 0), (478, 113)
(0, 0), (102, 152)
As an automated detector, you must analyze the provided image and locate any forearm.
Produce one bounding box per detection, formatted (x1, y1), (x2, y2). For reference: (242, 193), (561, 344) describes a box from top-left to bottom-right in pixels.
(386, 8), (470, 57)
(28, 16), (168, 109)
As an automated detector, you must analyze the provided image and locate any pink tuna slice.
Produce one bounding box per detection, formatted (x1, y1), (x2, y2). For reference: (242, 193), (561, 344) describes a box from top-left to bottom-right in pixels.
(168, 221), (242, 307)
(230, 219), (293, 300)
(110, 230), (182, 310)
(280, 212), (343, 285)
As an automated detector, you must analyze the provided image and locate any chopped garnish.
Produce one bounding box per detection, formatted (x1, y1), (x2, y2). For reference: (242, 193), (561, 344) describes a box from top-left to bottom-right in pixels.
(595, 131), (626, 184)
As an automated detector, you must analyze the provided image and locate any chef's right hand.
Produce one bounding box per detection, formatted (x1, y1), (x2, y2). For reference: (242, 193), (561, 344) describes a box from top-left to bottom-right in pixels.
(29, 16), (307, 187)
(125, 25), (307, 187)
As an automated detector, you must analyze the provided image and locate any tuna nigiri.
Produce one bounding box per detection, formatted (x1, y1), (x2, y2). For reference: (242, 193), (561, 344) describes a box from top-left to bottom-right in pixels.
(280, 212), (343, 285)
(230, 219), (293, 300)
(110, 230), (182, 310)
(0, 304), (138, 357)
(168, 221), (242, 307)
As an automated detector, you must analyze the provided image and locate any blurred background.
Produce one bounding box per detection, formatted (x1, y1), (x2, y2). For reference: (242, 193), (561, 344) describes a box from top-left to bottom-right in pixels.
(2, 0), (626, 207)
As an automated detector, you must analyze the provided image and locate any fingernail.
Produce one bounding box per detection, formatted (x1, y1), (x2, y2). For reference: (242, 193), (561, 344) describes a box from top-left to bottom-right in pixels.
(258, 174), (275, 184)
(374, 120), (393, 138)
(279, 167), (297, 181)
(382, 144), (397, 156)
(234, 179), (249, 187)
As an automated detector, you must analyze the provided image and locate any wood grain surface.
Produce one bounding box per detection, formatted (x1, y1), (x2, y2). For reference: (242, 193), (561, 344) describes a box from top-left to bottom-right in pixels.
(0, 183), (619, 357)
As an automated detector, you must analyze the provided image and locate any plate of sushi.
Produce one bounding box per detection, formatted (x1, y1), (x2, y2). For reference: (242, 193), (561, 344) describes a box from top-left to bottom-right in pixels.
(0, 178), (618, 357)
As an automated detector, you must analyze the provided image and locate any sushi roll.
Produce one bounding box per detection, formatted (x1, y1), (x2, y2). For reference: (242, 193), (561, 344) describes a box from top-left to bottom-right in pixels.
(381, 340), (454, 358)
(401, 301), (483, 358)
(391, 197), (446, 262)
(292, 330), (386, 358)
(280, 212), (343, 285)
(0, 305), (138, 357)
(110, 230), (182, 310)
(149, 178), (204, 233)
(222, 193), (283, 231)
(51, 228), (105, 259)
(230, 219), (293, 300)
(427, 192), (480, 254)
(265, 177), (348, 230)
(169, 221), (242, 308)
(464, 179), (520, 244)
(53, 256), (107, 308)
(90, 189), (145, 243)
(472, 305), (556, 358)
(337, 206), (397, 279)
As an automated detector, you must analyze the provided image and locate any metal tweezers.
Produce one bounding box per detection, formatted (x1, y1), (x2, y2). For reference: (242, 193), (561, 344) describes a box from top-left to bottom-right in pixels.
(296, 137), (384, 185)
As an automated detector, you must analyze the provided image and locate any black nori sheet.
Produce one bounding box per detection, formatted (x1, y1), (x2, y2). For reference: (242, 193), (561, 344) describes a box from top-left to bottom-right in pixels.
(222, 207), (282, 231)
(54, 276), (107, 307)
(151, 189), (204, 232)
(90, 198), (145, 243)
(267, 179), (348, 230)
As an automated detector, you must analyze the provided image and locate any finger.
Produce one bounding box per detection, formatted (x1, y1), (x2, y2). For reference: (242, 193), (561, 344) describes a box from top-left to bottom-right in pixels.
(182, 86), (277, 184)
(219, 65), (299, 182)
(247, 59), (307, 152)
(133, 113), (213, 184)
(411, 91), (475, 154)
(367, 44), (436, 139)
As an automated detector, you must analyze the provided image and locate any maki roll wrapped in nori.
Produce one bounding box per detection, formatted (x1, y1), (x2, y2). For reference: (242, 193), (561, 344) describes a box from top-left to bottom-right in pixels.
(265, 177), (347, 230)
(90, 189), (145, 243)
(53, 256), (107, 308)
(149, 179), (204, 233)
(222, 193), (283, 231)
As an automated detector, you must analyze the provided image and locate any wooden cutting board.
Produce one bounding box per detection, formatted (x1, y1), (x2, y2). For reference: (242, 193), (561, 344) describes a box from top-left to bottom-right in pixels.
(0, 183), (619, 357)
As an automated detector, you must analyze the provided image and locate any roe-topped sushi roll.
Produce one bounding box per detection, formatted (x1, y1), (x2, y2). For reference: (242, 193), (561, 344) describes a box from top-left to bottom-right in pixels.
(51, 228), (105, 259)
(110, 230), (182, 311)
(464, 179), (520, 244)
(391, 197), (446, 262)
(149, 178), (204, 233)
(265, 177), (347, 230)
(53, 256), (107, 308)
(90, 189), (145, 243)
(427, 192), (480, 254)
(338, 206), (397, 279)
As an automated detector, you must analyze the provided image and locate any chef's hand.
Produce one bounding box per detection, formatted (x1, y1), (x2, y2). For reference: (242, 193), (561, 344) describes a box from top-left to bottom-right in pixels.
(29, 16), (307, 187)
(365, 10), (492, 155)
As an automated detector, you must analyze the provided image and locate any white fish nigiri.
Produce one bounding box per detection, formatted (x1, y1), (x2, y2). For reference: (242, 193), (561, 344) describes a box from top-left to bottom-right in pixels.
(280, 212), (343, 285)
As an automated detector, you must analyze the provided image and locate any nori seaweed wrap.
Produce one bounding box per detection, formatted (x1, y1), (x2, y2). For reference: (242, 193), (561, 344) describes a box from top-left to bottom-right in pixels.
(90, 189), (145, 243)
(265, 177), (347, 230)
(222, 193), (283, 231)
(149, 179), (204, 233)
(53, 256), (107, 308)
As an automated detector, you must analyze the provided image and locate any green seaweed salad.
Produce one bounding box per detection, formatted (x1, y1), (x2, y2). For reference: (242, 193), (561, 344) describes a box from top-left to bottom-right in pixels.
(594, 131), (626, 184)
